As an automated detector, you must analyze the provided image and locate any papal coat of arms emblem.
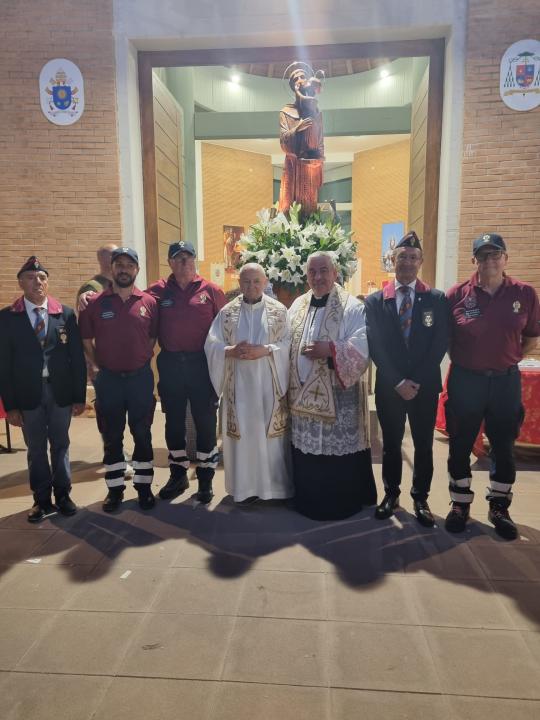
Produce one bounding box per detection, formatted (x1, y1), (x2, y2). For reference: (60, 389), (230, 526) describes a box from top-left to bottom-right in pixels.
(39, 59), (84, 125)
(500, 40), (540, 112)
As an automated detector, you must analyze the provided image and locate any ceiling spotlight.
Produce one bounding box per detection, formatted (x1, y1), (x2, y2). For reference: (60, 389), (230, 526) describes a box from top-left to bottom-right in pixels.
(379, 68), (389, 79)
(231, 73), (240, 83)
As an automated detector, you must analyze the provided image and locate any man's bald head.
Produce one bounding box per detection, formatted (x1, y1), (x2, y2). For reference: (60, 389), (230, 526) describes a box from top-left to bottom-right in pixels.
(96, 243), (118, 276)
(239, 262), (267, 281)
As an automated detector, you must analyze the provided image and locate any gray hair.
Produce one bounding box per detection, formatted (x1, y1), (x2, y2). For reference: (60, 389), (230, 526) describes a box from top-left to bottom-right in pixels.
(306, 251), (338, 270)
(239, 262), (267, 279)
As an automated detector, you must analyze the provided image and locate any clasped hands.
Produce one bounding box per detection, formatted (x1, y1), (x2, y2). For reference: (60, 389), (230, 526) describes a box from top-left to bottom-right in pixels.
(395, 379), (420, 401)
(225, 340), (270, 361)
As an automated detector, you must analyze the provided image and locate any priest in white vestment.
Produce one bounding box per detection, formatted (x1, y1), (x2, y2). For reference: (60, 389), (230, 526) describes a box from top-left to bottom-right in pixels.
(205, 264), (293, 502)
(288, 252), (377, 520)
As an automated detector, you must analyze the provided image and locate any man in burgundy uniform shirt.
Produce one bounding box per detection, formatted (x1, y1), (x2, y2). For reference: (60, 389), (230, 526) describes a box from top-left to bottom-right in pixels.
(147, 241), (226, 505)
(445, 233), (540, 539)
(79, 247), (159, 513)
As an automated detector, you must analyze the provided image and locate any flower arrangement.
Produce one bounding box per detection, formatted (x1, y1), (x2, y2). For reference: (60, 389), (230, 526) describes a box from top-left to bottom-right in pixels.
(238, 202), (358, 292)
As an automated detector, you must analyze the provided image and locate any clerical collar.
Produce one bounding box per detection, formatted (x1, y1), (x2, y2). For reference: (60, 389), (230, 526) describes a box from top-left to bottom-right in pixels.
(310, 293), (329, 308)
(242, 296), (263, 305)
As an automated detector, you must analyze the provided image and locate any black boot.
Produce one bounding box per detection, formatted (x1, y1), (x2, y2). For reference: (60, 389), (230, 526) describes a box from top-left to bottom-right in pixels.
(102, 486), (125, 513)
(445, 502), (470, 533)
(488, 502), (518, 540)
(158, 473), (189, 500)
(27, 498), (57, 524)
(136, 483), (155, 511)
(413, 499), (435, 528)
(195, 478), (214, 505)
(374, 493), (399, 520)
(55, 492), (77, 516)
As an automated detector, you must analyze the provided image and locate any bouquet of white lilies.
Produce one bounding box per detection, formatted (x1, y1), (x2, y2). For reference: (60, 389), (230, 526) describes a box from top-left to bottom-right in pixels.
(238, 202), (358, 292)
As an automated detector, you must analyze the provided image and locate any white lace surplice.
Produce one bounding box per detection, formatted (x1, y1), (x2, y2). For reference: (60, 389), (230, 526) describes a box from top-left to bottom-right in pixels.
(204, 298), (293, 501)
(289, 294), (370, 456)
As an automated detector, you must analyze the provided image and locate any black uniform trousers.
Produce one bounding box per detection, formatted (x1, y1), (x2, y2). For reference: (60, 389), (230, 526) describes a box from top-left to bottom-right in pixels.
(157, 350), (219, 482)
(375, 382), (439, 500)
(445, 364), (523, 508)
(94, 364), (155, 488)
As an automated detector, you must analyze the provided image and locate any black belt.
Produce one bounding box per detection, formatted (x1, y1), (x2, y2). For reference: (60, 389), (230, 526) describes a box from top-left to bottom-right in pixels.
(162, 350), (205, 358)
(454, 364), (519, 377)
(101, 363), (150, 378)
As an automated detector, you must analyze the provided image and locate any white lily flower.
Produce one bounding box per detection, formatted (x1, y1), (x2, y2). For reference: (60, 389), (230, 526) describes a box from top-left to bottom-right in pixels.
(267, 265), (281, 281)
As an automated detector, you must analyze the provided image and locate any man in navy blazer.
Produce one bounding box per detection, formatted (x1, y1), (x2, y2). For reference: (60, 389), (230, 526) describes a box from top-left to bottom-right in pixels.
(364, 232), (449, 526)
(0, 257), (87, 522)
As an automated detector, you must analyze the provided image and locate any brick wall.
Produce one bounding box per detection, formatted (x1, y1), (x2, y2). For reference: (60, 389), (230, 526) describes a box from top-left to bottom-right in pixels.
(459, 0), (540, 290)
(351, 140), (410, 292)
(200, 143), (273, 292)
(0, 0), (121, 310)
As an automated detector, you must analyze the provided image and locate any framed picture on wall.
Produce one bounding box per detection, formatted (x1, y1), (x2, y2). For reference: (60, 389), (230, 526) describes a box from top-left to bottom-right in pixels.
(381, 222), (405, 272)
(223, 225), (244, 271)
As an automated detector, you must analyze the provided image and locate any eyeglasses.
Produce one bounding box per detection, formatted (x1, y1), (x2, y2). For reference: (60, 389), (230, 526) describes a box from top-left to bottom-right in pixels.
(476, 251), (504, 261)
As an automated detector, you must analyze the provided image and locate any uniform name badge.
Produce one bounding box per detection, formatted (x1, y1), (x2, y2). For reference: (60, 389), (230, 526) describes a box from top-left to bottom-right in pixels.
(58, 326), (68, 344)
(422, 310), (434, 327)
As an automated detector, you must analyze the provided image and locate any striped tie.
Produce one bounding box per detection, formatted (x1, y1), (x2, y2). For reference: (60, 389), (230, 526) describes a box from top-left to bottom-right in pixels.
(33, 307), (46, 347)
(398, 286), (412, 343)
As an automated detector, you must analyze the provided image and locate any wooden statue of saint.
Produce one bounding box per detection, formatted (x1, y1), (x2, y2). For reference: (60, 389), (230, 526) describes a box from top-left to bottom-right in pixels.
(278, 63), (325, 218)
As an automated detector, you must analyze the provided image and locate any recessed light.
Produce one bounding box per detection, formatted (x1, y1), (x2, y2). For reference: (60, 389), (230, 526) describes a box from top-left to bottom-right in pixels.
(231, 73), (240, 84)
(379, 68), (389, 79)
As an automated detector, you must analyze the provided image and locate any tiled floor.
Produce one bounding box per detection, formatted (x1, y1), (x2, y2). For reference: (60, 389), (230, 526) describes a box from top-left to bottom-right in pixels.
(0, 410), (539, 719)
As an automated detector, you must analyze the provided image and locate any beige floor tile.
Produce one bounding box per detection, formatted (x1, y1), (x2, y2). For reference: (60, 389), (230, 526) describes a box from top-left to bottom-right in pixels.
(0, 563), (90, 609)
(17, 610), (142, 675)
(223, 616), (327, 687)
(0, 502), (36, 528)
(328, 621), (441, 692)
(119, 613), (235, 679)
(403, 533), (486, 580)
(519, 628), (540, 665)
(491, 581), (540, 630)
(212, 682), (329, 720)
(0, 529), (56, 564)
(151, 566), (244, 615)
(0, 671), (109, 720)
(327, 574), (418, 624)
(237, 569), (326, 620)
(449, 695), (540, 720)
(425, 626), (540, 698)
(0, 609), (55, 670)
(469, 544), (540, 581)
(92, 677), (215, 720)
(408, 576), (514, 629)
(330, 688), (454, 719)
(65, 563), (167, 612)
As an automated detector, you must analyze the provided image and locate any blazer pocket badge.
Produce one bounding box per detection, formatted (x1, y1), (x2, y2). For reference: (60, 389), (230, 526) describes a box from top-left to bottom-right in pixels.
(422, 310), (434, 327)
(57, 326), (68, 344)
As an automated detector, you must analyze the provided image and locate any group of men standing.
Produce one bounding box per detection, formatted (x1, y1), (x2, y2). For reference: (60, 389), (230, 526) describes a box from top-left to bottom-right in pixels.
(0, 231), (538, 541)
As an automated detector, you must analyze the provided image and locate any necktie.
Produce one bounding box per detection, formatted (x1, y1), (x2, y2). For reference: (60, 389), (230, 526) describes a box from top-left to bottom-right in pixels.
(33, 307), (47, 347)
(398, 286), (412, 343)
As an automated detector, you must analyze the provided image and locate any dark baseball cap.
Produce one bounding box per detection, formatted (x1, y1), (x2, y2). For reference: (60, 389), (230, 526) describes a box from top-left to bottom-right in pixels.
(168, 241), (196, 259)
(472, 233), (506, 256)
(111, 247), (139, 264)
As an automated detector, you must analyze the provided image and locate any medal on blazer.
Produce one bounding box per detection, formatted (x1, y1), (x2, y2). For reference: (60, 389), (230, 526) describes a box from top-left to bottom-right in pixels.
(139, 306), (147, 316)
(422, 310), (434, 327)
(513, 301), (521, 313)
(199, 293), (208, 304)
(58, 326), (68, 344)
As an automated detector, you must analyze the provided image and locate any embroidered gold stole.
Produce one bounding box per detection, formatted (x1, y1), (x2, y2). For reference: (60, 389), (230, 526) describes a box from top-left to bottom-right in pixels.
(289, 283), (349, 422)
(221, 295), (288, 440)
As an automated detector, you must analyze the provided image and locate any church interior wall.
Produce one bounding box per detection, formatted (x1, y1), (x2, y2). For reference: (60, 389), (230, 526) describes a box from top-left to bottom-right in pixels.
(200, 143), (273, 291)
(352, 140), (411, 292)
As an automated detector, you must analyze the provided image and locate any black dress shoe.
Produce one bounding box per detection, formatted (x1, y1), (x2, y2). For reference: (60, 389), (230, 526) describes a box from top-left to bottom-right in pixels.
(136, 484), (156, 511)
(55, 493), (77, 516)
(413, 499), (435, 527)
(27, 500), (57, 524)
(445, 502), (470, 533)
(158, 475), (189, 500)
(374, 493), (399, 520)
(103, 487), (124, 513)
(488, 503), (518, 540)
(195, 478), (214, 505)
